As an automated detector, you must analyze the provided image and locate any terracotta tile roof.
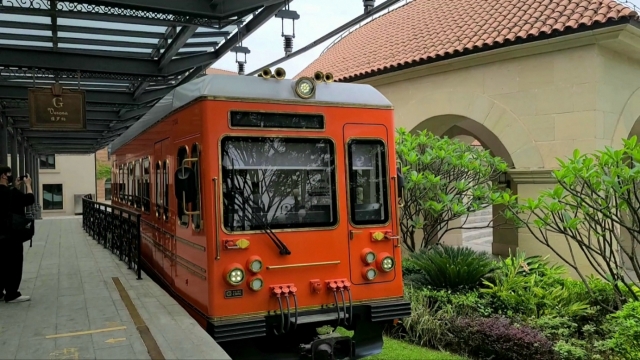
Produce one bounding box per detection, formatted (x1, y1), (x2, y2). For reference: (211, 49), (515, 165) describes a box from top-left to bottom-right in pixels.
(296, 0), (637, 82)
(206, 67), (237, 75)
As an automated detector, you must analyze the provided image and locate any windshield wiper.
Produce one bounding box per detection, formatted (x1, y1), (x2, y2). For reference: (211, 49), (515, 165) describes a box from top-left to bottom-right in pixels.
(246, 211), (291, 256)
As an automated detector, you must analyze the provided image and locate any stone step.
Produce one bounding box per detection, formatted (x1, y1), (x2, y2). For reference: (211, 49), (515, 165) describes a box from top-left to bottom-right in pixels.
(462, 215), (493, 225)
(462, 228), (493, 241)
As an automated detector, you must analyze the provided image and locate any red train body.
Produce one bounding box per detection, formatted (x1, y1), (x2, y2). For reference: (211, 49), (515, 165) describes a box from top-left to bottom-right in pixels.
(109, 72), (410, 359)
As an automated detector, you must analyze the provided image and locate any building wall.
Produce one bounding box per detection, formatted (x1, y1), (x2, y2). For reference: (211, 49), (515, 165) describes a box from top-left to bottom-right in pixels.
(358, 25), (640, 276)
(39, 153), (96, 217)
(95, 147), (110, 202)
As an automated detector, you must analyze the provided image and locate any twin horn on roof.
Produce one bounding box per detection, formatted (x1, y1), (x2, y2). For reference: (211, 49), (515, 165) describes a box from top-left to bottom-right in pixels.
(313, 71), (334, 83)
(258, 67), (287, 80)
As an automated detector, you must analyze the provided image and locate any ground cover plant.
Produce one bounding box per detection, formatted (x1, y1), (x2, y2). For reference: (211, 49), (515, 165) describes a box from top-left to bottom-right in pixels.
(394, 246), (640, 360)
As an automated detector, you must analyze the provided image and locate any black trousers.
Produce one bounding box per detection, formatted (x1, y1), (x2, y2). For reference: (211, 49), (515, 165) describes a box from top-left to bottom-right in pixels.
(0, 240), (24, 301)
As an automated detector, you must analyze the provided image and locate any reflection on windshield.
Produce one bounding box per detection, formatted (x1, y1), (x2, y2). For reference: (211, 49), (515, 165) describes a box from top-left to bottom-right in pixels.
(222, 137), (337, 231)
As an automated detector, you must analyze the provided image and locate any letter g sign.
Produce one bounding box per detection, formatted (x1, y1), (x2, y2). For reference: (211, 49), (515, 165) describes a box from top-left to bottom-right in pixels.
(52, 97), (63, 108)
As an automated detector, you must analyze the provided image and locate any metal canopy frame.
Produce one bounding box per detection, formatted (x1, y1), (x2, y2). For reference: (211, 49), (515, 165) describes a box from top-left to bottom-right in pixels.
(0, 0), (287, 154)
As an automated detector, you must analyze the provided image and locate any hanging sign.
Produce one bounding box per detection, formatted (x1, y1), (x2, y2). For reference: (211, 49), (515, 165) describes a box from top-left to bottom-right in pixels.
(28, 83), (86, 131)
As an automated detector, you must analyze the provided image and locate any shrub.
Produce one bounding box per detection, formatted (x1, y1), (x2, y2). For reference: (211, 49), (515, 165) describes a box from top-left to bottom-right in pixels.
(599, 301), (640, 359)
(445, 316), (558, 360)
(405, 245), (496, 291)
(399, 288), (454, 349)
(482, 252), (592, 319)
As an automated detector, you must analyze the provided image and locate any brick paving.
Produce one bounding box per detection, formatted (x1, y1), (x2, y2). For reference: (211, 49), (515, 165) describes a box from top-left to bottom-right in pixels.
(0, 217), (230, 360)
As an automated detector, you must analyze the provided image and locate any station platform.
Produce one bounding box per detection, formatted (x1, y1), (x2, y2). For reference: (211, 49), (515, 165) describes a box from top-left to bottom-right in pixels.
(0, 217), (231, 360)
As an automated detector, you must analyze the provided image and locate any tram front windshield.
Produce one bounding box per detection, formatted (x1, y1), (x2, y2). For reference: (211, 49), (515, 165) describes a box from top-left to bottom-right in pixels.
(221, 136), (338, 232)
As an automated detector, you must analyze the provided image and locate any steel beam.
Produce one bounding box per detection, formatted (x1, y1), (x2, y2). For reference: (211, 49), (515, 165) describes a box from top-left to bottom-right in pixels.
(0, 85), (136, 104)
(69, 0), (274, 18)
(248, 0), (404, 75)
(0, 114), (7, 164)
(164, 2), (286, 76)
(0, 47), (160, 77)
(19, 138), (26, 176)
(20, 131), (105, 139)
(12, 122), (113, 132)
(10, 129), (18, 174)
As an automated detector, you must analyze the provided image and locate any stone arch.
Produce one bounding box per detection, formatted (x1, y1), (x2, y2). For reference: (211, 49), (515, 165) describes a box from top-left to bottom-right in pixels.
(611, 86), (640, 147)
(393, 90), (543, 169)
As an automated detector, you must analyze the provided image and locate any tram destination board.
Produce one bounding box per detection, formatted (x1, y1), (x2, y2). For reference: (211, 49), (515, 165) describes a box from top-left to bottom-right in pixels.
(28, 87), (87, 131)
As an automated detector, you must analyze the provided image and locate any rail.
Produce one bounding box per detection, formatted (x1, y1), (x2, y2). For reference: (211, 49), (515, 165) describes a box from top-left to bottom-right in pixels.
(81, 194), (142, 280)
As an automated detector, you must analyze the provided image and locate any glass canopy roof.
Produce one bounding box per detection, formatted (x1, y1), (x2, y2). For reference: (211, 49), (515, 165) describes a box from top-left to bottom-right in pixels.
(0, 0), (287, 154)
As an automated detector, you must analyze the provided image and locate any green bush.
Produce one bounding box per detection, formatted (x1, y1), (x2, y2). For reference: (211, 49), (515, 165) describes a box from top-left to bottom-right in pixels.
(405, 245), (496, 291)
(482, 252), (591, 319)
(599, 301), (640, 359)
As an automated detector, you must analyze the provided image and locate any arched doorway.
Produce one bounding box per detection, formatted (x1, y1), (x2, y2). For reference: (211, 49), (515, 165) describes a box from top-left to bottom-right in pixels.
(409, 115), (518, 257)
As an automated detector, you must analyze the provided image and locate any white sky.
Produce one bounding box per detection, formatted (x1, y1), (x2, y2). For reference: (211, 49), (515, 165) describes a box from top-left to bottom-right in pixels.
(214, 0), (640, 78)
(214, 0), (378, 77)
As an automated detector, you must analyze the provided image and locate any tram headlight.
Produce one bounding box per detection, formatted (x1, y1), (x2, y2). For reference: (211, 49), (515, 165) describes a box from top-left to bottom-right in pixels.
(246, 256), (263, 273)
(360, 248), (376, 264)
(362, 267), (378, 281)
(248, 276), (264, 291)
(294, 77), (316, 99)
(224, 264), (245, 286)
(377, 252), (395, 272)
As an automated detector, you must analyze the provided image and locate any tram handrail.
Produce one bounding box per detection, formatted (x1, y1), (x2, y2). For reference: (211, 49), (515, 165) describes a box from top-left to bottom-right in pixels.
(81, 194), (142, 280)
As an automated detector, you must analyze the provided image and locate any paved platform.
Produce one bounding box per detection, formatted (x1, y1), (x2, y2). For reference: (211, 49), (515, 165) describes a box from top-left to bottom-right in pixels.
(0, 217), (230, 360)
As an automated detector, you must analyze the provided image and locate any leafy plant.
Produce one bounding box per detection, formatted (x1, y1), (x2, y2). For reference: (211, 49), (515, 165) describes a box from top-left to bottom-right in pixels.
(96, 161), (111, 180)
(405, 245), (497, 291)
(445, 316), (559, 360)
(507, 138), (640, 310)
(395, 128), (516, 251)
(482, 252), (592, 319)
(599, 301), (640, 359)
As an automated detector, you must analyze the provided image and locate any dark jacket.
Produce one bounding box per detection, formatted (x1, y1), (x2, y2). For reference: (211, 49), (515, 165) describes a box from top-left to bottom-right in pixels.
(0, 185), (35, 237)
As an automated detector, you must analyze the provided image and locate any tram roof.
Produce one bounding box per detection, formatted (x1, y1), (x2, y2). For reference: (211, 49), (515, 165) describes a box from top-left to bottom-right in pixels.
(109, 74), (393, 153)
(0, 0), (288, 155)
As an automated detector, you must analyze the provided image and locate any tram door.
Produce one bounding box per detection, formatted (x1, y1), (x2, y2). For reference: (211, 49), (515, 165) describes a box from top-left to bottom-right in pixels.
(154, 138), (174, 285)
(343, 124), (398, 285)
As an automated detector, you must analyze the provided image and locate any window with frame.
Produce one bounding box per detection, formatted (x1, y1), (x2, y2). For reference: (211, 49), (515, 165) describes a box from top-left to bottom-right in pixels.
(39, 155), (55, 169)
(105, 178), (112, 201)
(177, 147), (189, 228)
(118, 165), (124, 202)
(163, 160), (169, 221)
(347, 139), (390, 226)
(155, 161), (162, 218)
(221, 136), (337, 232)
(191, 143), (202, 231)
(142, 158), (150, 213)
(134, 160), (141, 209)
(128, 163), (134, 206)
(42, 184), (63, 210)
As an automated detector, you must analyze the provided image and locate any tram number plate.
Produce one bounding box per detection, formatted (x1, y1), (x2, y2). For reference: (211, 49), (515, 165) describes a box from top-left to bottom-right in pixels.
(224, 289), (244, 299)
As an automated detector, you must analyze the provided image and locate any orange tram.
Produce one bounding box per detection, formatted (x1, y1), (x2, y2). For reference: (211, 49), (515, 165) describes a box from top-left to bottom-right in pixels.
(108, 68), (411, 360)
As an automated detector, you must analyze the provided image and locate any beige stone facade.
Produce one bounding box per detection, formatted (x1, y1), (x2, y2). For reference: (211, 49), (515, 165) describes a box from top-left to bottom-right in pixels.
(38, 153), (97, 217)
(353, 24), (640, 276)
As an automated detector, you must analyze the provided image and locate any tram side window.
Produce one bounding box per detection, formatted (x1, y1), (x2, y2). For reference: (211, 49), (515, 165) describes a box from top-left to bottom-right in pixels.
(177, 147), (189, 228)
(191, 143), (202, 231)
(118, 166), (124, 202)
(134, 160), (141, 209)
(155, 161), (162, 218)
(128, 163), (134, 206)
(163, 160), (169, 222)
(142, 158), (150, 213)
(347, 139), (390, 226)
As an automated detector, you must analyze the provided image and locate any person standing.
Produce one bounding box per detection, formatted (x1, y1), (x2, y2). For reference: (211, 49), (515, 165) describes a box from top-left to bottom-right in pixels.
(0, 165), (34, 303)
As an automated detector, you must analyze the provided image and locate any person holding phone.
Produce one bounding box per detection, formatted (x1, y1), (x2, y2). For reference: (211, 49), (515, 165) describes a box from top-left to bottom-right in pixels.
(0, 165), (34, 303)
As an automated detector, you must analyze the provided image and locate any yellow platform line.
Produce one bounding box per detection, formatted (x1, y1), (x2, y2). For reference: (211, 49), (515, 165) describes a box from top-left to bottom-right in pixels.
(45, 326), (127, 339)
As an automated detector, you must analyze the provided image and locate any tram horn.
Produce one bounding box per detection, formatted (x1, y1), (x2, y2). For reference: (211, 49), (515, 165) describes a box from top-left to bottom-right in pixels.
(324, 72), (334, 83)
(274, 67), (286, 80)
(313, 71), (325, 83)
(261, 68), (273, 78)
